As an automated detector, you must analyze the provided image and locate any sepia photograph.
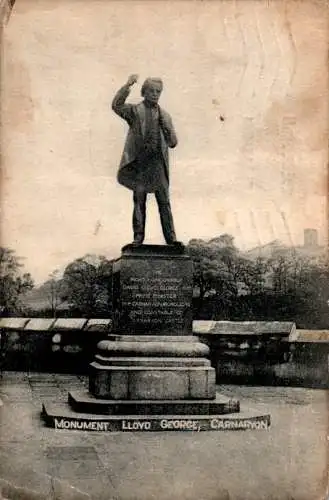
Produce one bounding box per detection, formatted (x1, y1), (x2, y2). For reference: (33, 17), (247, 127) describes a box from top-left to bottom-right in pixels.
(0, 0), (328, 499)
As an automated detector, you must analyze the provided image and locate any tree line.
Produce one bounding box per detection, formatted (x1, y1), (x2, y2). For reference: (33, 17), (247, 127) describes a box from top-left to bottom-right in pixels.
(1, 236), (328, 328)
(188, 235), (329, 328)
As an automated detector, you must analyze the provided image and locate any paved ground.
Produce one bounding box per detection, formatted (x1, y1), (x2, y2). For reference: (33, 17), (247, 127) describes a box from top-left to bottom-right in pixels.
(0, 371), (328, 500)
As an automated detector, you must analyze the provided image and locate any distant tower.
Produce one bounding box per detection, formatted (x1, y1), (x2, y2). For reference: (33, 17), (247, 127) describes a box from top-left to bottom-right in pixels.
(304, 228), (318, 249)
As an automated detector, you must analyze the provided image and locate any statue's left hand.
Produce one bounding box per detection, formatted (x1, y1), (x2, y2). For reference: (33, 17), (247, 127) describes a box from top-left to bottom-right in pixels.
(158, 109), (166, 127)
(159, 110), (177, 148)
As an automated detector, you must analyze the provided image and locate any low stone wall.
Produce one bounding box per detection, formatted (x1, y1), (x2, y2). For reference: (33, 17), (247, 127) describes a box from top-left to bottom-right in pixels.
(276, 333), (329, 388)
(0, 318), (111, 373)
(1, 318), (328, 387)
(211, 331), (329, 388)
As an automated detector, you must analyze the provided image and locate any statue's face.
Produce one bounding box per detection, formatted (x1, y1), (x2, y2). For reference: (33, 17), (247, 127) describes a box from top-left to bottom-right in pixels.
(144, 82), (162, 105)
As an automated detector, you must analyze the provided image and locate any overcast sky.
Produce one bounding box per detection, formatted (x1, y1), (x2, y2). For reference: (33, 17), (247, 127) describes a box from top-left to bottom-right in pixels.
(1, 0), (328, 283)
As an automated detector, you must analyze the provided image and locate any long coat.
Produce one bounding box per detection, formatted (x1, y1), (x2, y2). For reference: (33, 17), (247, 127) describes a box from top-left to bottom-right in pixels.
(112, 85), (178, 191)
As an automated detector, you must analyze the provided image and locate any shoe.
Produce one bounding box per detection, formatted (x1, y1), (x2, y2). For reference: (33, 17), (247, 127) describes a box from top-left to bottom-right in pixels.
(132, 236), (144, 246)
(166, 240), (184, 247)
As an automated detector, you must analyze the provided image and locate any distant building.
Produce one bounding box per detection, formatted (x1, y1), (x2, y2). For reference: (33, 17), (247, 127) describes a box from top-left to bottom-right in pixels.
(246, 229), (326, 260)
(245, 240), (285, 259)
(303, 228), (318, 249)
(295, 229), (326, 259)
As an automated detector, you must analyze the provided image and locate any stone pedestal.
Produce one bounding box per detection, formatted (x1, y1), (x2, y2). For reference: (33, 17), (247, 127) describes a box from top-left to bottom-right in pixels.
(112, 244), (193, 334)
(87, 244), (218, 406)
(41, 244), (271, 430)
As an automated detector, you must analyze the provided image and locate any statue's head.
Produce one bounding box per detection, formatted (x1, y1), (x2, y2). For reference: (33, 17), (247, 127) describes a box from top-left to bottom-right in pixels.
(141, 78), (163, 105)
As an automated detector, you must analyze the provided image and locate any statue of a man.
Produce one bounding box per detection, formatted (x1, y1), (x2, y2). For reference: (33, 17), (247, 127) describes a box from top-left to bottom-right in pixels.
(112, 74), (179, 246)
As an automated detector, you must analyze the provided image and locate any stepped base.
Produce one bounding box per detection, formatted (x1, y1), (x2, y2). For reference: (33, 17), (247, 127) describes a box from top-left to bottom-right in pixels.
(90, 362), (216, 400)
(68, 390), (239, 415)
(90, 335), (216, 400)
(42, 401), (270, 432)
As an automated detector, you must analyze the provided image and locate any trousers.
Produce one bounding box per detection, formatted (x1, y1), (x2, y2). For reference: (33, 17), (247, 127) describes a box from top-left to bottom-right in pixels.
(133, 185), (176, 244)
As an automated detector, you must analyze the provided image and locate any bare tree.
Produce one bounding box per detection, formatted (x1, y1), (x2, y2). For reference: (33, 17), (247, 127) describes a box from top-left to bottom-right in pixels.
(46, 270), (65, 318)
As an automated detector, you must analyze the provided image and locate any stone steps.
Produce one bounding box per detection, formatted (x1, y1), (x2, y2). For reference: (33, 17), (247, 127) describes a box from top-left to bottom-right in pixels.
(42, 400), (270, 432)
